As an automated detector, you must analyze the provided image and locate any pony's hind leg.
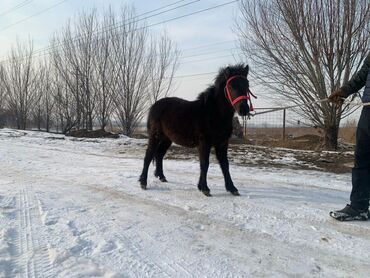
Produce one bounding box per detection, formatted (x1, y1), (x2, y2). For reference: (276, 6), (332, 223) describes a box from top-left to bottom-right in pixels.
(139, 136), (159, 190)
(154, 139), (172, 182)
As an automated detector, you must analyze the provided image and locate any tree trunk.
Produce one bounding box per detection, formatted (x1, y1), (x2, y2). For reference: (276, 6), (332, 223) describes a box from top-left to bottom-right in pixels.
(21, 113), (27, 130)
(46, 114), (50, 132)
(100, 117), (106, 130)
(123, 124), (132, 137)
(324, 124), (339, 150)
(88, 112), (93, 131)
(37, 110), (41, 131)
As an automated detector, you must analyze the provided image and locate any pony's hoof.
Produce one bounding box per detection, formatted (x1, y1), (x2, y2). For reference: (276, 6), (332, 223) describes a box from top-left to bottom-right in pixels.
(202, 191), (212, 197)
(154, 171), (167, 182)
(139, 178), (147, 190)
(230, 191), (240, 196)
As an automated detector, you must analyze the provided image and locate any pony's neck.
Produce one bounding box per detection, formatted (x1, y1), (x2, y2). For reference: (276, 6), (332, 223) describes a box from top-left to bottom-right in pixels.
(215, 82), (235, 120)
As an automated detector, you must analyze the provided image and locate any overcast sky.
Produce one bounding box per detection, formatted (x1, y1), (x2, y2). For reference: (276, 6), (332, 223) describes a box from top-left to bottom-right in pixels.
(0, 0), (363, 126)
(0, 0), (273, 103)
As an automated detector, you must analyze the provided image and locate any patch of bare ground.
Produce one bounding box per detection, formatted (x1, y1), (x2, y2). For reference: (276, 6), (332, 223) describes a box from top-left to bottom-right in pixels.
(134, 127), (355, 174)
(163, 138), (354, 174)
(67, 129), (119, 138)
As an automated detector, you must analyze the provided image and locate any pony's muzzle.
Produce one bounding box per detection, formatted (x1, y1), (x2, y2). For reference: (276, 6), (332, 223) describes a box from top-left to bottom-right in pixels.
(238, 101), (250, 116)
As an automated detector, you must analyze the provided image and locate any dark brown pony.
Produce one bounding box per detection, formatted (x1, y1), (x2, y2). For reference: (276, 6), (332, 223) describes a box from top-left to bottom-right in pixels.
(139, 64), (253, 196)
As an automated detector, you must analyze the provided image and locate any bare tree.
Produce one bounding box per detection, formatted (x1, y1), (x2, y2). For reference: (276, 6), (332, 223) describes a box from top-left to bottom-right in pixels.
(0, 41), (38, 130)
(74, 11), (98, 131)
(33, 59), (56, 132)
(0, 67), (6, 127)
(53, 75), (79, 134)
(108, 7), (179, 136)
(0, 67), (4, 110)
(237, 0), (370, 149)
(0, 5), (178, 135)
(51, 11), (98, 131)
(110, 7), (152, 136)
(51, 25), (82, 132)
(92, 10), (116, 130)
(148, 33), (179, 105)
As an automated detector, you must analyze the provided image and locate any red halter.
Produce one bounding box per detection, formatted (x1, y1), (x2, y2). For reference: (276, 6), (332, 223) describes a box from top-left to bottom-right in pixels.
(224, 75), (257, 111)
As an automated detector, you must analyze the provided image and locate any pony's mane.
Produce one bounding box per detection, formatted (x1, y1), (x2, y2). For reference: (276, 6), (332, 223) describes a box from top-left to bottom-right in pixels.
(197, 85), (216, 104)
(197, 63), (249, 104)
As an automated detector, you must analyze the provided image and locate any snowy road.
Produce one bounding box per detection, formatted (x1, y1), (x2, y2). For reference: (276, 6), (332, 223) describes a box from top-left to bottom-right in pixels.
(0, 129), (370, 277)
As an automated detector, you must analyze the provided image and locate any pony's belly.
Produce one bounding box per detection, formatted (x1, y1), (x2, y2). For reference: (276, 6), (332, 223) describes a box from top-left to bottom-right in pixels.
(171, 135), (198, 148)
(160, 123), (198, 148)
(155, 106), (204, 148)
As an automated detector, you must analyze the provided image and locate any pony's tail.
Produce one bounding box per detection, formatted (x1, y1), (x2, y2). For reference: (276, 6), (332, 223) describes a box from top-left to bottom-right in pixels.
(152, 141), (161, 165)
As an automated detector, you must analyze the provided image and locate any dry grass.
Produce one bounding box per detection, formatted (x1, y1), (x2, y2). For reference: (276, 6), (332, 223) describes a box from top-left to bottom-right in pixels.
(339, 119), (357, 144)
(245, 126), (355, 150)
(131, 123), (357, 150)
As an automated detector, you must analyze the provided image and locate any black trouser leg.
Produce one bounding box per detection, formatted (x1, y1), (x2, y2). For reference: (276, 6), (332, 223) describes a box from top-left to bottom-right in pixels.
(350, 107), (370, 211)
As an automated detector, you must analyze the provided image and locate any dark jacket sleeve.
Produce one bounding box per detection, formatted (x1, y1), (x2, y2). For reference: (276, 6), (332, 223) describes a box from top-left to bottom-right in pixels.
(341, 52), (370, 97)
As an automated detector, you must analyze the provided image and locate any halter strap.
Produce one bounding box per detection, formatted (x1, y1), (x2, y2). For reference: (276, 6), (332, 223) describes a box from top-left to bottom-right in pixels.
(224, 75), (257, 111)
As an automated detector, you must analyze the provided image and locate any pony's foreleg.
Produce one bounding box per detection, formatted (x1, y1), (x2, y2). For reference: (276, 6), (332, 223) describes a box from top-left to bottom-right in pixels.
(154, 139), (172, 182)
(215, 142), (240, 196)
(139, 137), (159, 190)
(197, 142), (211, 196)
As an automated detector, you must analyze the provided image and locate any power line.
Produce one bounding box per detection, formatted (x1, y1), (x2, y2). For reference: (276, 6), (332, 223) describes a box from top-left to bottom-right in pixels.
(0, 0), (33, 17)
(0, 0), (69, 32)
(0, 0), (238, 64)
(170, 70), (344, 91)
(182, 39), (237, 52)
(32, 0), (202, 56)
(172, 71), (218, 78)
(48, 0), (237, 52)
(0, 0), (200, 63)
(7, 0), (201, 59)
(20, 42), (240, 67)
(134, 0), (190, 18)
(181, 47), (240, 59)
(142, 0), (238, 30)
(180, 54), (236, 64)
(43, 0), (238, 53)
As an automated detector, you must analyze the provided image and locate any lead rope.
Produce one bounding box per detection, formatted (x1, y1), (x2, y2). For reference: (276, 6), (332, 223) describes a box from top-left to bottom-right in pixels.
(247, 90), (257, 113)
(249, 98), (370, 117)
(250, 98), (328, 116)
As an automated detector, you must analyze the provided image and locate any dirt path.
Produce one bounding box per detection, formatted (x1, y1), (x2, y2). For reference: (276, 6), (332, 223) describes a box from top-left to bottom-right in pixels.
(0, 129), (369, 277)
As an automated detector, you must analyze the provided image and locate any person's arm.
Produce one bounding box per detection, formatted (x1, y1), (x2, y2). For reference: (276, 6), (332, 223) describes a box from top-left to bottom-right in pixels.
(341, 52), (370, 97)
(329, 52), (370, 103)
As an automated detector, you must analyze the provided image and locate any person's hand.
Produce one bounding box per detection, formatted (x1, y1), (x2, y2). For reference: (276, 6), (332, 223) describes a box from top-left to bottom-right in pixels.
(328, 89), (347, 106)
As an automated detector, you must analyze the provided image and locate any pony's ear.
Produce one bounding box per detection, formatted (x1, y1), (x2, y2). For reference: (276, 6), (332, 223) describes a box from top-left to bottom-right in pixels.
(224, 66), (231, 78)
(244, 65), (249, 76)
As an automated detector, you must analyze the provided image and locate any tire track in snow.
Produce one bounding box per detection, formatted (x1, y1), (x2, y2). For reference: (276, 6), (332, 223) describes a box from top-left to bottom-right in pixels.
(88, 185), (249, 277)
(88, 185), (370, 277)
(0, 193), (18, 277)
(59, 184), (207, 277)
(69, 220), (167, 277)
(18, 188), (54, 278)
(2, 134), (370, 276)
(75, 214), (185, 277)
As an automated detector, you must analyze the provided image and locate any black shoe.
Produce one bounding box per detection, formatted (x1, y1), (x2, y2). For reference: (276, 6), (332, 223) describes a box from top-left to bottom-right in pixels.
(330, 204), (369, 221)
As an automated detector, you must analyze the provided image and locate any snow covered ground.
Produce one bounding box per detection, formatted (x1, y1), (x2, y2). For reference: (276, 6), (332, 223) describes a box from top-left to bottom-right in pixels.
(0, 128), (369, 277)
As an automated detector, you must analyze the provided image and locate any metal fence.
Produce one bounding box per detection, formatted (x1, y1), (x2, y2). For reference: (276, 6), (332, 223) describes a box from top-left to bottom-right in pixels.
(239, 108), (318, 140)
